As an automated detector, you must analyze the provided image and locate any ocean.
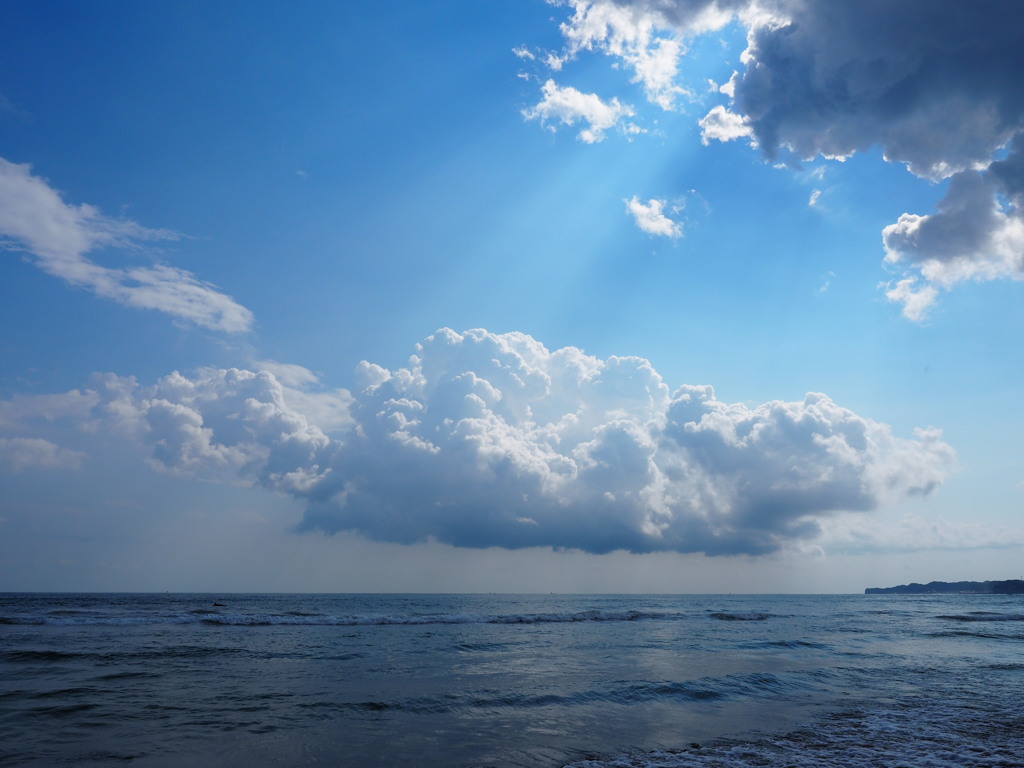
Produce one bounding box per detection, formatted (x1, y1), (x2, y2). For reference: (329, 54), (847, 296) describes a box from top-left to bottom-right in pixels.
(1, 593), (1022, 767)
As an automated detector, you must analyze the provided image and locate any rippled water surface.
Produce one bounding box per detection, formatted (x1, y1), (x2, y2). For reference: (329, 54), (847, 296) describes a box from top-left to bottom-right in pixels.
(2, 593), (1023, 767)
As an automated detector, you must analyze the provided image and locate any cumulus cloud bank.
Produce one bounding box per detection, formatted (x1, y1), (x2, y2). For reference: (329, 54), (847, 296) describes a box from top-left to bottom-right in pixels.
(1, 329), (956, 557)
(0, 158), (253, 332)
(530, 1), (1024, 319)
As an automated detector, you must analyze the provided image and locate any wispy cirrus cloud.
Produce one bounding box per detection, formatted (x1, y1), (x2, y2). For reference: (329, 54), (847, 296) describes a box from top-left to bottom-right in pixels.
(0, 157), (253, 332)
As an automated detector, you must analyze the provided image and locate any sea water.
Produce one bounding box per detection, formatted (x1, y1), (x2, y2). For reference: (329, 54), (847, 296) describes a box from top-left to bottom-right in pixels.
(1, 593), (1022, 767)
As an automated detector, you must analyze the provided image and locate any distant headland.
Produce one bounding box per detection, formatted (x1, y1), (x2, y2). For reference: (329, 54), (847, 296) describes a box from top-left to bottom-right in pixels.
(865, 579), (1024, 595)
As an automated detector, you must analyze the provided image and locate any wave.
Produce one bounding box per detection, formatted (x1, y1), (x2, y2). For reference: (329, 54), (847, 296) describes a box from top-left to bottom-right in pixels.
(1, 615), (162, 627)
(709, 611), (774, 621)
(3, 645), (249, 665)
(563, 694), (1024, 768)
(295, 670), (831, 718)
(201, 608), (684, 627)
(936, 612), (1024, 622)
(1, 607), (791, 628)
(0, 608), (691, 628)
(1, 649), (86, 663)
(926, 630), (1015, 641)
(751, 639), (830, 650)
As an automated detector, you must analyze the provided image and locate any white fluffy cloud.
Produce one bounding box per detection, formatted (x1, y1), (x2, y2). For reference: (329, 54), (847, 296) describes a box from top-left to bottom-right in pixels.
(214, 329), (956, 555)
(699, 104), (752, 144)
(8, 329), (954, 556)
(253, 360), (354, 435)
(130, 368), (334, 493)
(0, 158), (253, 332)
(551, 0), (742, 108)
(625, 196), (682, 238)
(881, 278), (937, 324)
(522, 79), (638, 143)
(541, 1), (1024, 318)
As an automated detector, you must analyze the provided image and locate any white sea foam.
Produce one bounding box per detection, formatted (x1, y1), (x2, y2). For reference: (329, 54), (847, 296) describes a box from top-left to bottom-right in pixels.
(565, 701), (1024, 767)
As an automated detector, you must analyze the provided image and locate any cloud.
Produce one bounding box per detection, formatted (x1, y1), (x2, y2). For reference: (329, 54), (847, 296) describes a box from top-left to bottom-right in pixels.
(0, 329), (956, 556)
(0, 437), (86, 473)
(882, 170), (1024, 319)
(0, 366), (335, 488)
(9, 329), (949, 557)
(625, 196), (682, 238)
(0, 388), (100, 431)
(699, 104), (752, 144)
(818, 512), (1024, 555)
(717, 2), (1023, 178)
(817, 270), (834, 294)
(551, 0), (737, 108)
(253, 360), (354, 435)
(0, 157), (254, 332)
(0, 92), (30, 123)
(522, 79), (638, 143)
(134, 368), (336, 493)
(261, 329), (955, 556)
(544, 1), (1024, 317)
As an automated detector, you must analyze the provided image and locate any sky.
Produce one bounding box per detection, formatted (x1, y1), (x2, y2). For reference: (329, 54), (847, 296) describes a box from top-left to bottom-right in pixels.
(1, 0), (1023, 593)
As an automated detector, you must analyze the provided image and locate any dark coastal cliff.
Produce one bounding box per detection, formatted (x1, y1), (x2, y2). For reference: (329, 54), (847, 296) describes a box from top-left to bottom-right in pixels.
(865, 579), (1024, 595)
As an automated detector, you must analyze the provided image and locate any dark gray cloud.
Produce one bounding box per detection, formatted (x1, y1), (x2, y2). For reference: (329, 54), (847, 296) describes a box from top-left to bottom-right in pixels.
(727, 1), (1024, 178)
(540, 1), (1024, 319)
(881, 169), (1024, 318)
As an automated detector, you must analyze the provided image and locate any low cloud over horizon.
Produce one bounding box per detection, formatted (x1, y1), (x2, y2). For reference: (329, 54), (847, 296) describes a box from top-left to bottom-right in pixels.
(0, 328), (956, 558)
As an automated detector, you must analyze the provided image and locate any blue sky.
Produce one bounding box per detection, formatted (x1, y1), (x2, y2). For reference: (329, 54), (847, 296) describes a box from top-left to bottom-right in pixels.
(2, 0), (1022, 592)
